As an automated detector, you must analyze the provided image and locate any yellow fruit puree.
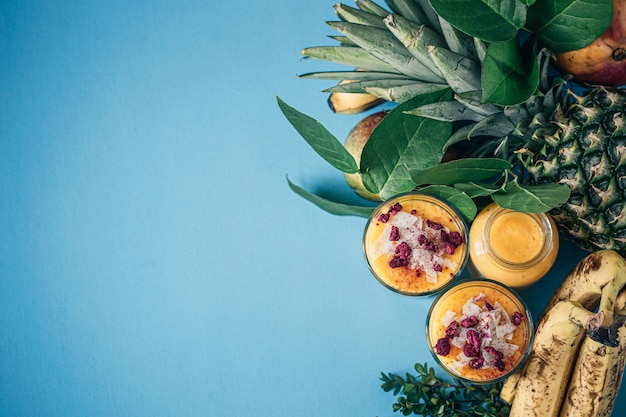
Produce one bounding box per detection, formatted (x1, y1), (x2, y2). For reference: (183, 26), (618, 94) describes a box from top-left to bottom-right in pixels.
(363, 193), (468, 296)
(427, 280), (532, 383)
(469, 203), (558, 288)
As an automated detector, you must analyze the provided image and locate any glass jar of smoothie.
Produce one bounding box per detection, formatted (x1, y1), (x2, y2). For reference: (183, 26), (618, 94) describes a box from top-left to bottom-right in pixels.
(363, 192), (469, 296)
(468, 203), (559, 289)
(426, 279), (534, 384)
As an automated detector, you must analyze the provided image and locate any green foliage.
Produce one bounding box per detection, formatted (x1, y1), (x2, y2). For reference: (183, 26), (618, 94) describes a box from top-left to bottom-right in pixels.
(276, 96), (358, 174)
(429, 0), (612, 104)
(278, 95), (570, 219)
(380, 363), (511, 417)
(286, 177), (376, 218)
(360, 90), (453, 199)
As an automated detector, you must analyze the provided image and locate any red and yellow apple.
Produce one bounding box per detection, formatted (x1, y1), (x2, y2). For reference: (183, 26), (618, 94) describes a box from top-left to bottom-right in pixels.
(553, 0), (626, 86)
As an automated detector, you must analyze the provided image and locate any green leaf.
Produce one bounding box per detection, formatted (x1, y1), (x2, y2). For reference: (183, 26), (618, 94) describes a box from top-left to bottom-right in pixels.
(411, 158), (511, 186)
(286, 177), (375, 218)
(360, 89), (453, 200)
(419, 185), (478, 222)
(429, 0), (527, 42)
(481, 38), (539, 105)
(454, 181), (502, 198)
(491, 179), (571, 212)
(277, 96), (358, 174)
(301, 46), (398, 73)
(526, 0), (613, 53)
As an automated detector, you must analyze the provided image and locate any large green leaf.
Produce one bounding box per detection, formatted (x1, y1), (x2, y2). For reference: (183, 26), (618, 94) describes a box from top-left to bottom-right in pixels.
(419, 185), (478, 223)
(286, 177), (375, 218)
(276, 96), (358, 174)
(360, 89), (453, 200)
(526, 0), (613, 52)
(429, 0), (527, 42)
(411, 158), (511, 186)
(481, 37), (539, 105)
(492, 179), (571, 212)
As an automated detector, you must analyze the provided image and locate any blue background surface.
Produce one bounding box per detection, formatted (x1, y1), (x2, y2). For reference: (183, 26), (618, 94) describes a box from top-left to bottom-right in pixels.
(1, 1), (624, 416)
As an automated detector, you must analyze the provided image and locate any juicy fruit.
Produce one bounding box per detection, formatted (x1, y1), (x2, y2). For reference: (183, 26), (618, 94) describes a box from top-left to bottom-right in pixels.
(501, 250), (626, 417)
(554, 0), (626, 86)
(343, 110), (387, 201)
(299, 0), (626, 254)
(525, 87), (626, 255)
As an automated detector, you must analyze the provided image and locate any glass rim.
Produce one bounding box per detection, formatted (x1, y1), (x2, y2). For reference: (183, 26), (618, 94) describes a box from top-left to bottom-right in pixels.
(362, 191), (470, 297)
(482, 207), (554, 271)
(425, 278), (535, 384)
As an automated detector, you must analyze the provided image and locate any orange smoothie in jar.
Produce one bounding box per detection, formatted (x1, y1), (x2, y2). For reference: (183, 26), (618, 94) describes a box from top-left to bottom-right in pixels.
(426, 280), (533, 383)
(363, 192), (468, 296)
(469, 203), (559, 289)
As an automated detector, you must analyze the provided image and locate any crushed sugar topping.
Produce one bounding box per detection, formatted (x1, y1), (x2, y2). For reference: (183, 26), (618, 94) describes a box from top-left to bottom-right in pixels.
(434, 293), (525, 374)
(371, 203), (464, 284)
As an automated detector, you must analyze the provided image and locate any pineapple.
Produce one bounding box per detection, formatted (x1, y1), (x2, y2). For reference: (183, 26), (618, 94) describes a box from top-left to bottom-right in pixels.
(295, 0), (626, 255)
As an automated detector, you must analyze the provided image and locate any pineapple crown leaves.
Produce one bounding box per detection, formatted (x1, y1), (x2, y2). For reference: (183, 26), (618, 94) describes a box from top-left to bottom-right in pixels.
(300, 0), (612, 107)
(278, 0), (610, 220)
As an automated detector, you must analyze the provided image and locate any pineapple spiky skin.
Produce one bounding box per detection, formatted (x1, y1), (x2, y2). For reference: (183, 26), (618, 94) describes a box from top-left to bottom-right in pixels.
(525, 87), (626, 256)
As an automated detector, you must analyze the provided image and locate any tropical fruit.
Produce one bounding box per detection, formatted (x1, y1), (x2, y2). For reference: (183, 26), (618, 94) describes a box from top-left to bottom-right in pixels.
(299, 0), (626, 256)
(343, 110), (387, 200)
(553, 0), (626, 86)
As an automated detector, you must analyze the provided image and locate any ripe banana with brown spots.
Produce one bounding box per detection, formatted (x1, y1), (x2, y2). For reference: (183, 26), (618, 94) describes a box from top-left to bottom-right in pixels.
(559, 284), (626, 417)
(500, 250), (626, 406)
(559, 315), (626, 417)
(507, 300), (598, 417)
(543, 250), (626, 315)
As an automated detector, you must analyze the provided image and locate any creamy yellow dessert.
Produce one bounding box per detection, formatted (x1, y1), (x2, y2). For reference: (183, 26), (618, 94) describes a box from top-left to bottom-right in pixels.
(469, 203), (559, 288)
(427, 281), (532, 383)
(363, 193), (468, 295)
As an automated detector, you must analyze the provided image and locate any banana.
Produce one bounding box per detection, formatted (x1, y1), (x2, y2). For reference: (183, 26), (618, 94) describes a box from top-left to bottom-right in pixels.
(508, 300), (598, 417)
(500, 250), (626, 404)
(543, 250), (626, 315)
(327, 80), (383, 114)
(559, 315), (626, 417)
(559, 282), (626, 417)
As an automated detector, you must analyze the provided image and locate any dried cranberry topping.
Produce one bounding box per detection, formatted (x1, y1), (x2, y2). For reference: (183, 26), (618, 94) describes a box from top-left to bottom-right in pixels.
(433, 263), (443, 272)
(469, 356), (484, 369)
(389, 226), (400, 241)
(426, 219), (443, 230)
(395, 242), (412, 258)
(484, 300), (494, 311)
(447, 231), (463, 247)
(494, 359), (505, 372)
(463, 343), (480, 357)
(461, 315), (479, 328)
(377, 213), (390, 223)
(466, 329), (481, 350)
(435, 337), (451, 356)
(444, 241), (456, 255)
(484, 346), (504, 360)
(512, 312), (524, 326)
(444, 321), (459, 339)
(389, 256), (409, 268)
(389, 203), (402, 215)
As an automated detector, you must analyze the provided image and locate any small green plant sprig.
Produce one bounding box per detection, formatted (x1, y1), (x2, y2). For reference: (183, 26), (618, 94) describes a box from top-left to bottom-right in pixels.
(380, 363), (510, 417)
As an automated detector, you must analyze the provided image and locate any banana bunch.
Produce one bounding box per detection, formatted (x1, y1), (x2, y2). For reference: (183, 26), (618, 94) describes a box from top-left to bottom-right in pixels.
(500, 250), (626, 417)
